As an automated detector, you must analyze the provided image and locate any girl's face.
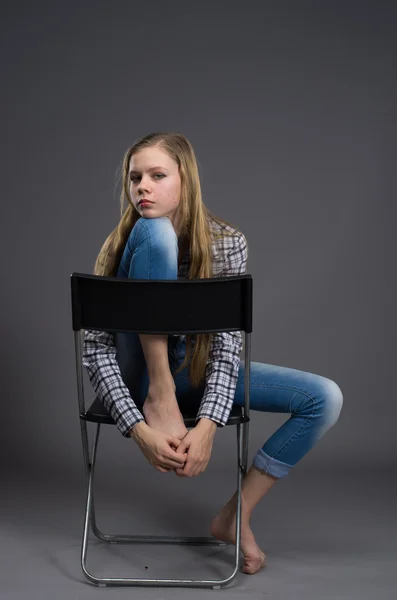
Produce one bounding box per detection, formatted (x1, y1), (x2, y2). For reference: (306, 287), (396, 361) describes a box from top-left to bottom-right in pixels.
(128, 147), (182, 231)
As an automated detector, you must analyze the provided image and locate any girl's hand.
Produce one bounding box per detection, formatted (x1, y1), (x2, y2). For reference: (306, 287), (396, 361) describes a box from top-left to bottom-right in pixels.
(174, 418), (217, 477)
(130, 422), (188, 473)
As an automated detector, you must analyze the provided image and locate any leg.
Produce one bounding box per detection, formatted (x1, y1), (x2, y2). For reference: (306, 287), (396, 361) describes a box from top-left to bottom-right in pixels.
(171, 350), (343, 573)
(116, 216), (188, 440)
(212, 360), (344, 573)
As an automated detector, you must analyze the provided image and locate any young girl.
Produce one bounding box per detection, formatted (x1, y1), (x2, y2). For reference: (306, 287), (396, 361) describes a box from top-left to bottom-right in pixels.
(83, 131), (343, 575)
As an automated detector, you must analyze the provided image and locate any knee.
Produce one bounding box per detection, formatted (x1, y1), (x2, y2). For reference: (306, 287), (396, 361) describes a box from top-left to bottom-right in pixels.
(137, 215), (176, 234)
(322, 379), (343, 427)
(134, 216), (177, 247)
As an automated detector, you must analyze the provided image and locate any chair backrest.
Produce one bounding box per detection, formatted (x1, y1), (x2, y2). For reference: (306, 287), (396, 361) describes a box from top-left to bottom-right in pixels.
(70, 273), (253, 335)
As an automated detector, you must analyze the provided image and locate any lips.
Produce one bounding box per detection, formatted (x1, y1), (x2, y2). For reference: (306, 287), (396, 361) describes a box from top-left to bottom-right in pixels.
(138, 199), (153, 206)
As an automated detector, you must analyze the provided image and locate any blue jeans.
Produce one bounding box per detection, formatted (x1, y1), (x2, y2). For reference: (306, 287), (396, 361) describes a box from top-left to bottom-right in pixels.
(116, 217), (343, 479)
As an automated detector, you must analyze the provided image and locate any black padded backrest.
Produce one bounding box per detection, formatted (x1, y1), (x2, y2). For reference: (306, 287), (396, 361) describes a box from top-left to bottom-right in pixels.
(71, 273), (253, 334)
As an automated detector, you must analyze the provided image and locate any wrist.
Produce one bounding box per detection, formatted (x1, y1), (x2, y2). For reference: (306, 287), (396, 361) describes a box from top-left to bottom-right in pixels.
(129, 420), (149, 440)
(196, 417), (217, 433)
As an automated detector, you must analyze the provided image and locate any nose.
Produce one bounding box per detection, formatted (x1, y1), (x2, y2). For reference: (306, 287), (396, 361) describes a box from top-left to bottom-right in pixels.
(137, 174), (151, 194)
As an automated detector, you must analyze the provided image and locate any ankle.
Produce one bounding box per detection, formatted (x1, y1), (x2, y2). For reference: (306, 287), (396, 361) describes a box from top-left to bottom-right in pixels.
(225, 492), (252, 522)
(147, 378), (176, 397)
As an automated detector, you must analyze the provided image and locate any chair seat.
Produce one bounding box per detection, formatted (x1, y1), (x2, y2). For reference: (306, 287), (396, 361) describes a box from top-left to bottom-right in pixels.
(81, 397), (249, 428)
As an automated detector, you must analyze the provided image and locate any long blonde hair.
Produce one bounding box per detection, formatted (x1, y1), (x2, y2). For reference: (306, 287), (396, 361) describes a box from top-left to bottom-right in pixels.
(93, 131), (240, 387)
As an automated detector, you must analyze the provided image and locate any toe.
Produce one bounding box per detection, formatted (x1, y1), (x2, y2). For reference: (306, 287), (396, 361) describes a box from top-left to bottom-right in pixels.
(241, 553), (266, 575)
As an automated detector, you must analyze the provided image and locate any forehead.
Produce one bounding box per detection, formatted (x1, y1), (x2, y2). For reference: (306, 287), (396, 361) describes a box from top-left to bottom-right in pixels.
(129, 147), (174, 172)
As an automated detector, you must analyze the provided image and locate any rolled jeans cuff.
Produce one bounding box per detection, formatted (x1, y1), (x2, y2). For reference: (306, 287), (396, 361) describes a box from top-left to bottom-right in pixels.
(252, 448), (293, 479)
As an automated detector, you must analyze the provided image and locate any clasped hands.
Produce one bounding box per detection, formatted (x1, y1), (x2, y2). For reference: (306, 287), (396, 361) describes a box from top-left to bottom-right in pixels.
(174, 418), (217, 477)
(130, 417), (217, 477)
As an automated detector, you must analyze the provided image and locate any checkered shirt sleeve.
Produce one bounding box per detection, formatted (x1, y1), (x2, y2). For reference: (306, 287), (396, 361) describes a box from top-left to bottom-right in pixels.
(82, 329), (145, 437)
(195, 231), (248, 427)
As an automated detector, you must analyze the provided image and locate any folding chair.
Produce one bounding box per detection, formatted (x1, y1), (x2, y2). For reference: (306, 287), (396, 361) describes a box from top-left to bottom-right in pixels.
(70, 272), (253, 589)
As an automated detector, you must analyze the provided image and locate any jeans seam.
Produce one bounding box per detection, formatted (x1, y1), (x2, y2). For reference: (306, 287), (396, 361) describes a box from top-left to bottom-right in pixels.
(255, 449), (293, 469)
(242, 384), (317, 462)
(175, 380), (317, 402)
(175, 375), (318, 463)
(140, 222), (152, 278)
(247, 382), (316, 398)
(129, 221), (152, 278)
(270, 395), (316, 461)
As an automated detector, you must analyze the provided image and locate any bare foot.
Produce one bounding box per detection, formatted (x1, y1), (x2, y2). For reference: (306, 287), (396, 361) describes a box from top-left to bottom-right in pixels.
(210, 498), (266, 574)
(142, 383), (188, 440)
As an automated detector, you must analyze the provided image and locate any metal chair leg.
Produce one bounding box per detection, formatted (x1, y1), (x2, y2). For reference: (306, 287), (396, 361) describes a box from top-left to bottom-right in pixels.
(242, 421), (249, 475)
(81, 421), (101, 585)
(80, 421), (245, 588)
(81, 422), (226, 545)
(79, 419), (104, 541)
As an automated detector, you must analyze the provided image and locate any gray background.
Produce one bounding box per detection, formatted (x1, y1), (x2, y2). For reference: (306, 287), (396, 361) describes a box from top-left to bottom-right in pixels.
(1, 1), (396, 599)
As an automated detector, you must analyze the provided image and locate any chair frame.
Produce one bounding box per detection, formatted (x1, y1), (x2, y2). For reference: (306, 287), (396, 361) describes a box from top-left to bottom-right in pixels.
(72, 273), (252, 589)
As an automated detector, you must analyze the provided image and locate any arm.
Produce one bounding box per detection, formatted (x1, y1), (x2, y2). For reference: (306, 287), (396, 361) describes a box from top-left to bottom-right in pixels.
(195, 231), (248, 427)
(82, 328), (145, 437)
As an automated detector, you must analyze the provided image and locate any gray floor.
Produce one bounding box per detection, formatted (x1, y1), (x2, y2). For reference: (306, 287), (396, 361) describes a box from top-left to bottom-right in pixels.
(1, 465), (396, 600)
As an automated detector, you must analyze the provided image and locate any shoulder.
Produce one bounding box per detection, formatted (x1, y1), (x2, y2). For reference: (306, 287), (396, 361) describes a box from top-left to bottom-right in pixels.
(208, 215), (247, 257)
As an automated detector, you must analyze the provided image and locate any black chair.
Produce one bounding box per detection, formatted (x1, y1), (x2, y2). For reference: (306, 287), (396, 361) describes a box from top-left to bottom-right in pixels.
(71, 272), (253, 589)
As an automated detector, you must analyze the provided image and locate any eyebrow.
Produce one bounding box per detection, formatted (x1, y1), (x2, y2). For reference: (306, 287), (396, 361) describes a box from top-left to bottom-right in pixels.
(129, 166), (168, 175)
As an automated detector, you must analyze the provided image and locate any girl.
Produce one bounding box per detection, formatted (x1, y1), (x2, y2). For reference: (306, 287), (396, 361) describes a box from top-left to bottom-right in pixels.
(83, 131), (343, 575)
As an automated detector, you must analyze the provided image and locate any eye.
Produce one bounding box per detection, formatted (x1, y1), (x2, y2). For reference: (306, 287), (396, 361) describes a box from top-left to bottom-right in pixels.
(130, 173), (165, 183)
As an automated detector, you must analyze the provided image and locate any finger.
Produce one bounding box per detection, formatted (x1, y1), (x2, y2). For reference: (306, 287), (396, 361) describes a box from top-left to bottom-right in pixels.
(180, 459), (194, 478)
(191, 465), (203, 477)
(190, 460), (204, 477)
(175, 466), (188, 477)
(175, 441), (187, 454)
(156, 465), (170, 473)
(185, 457), (203, 478)
(166, 450), (188, 464)
(165, 457), (188, 469)
(168, 435), (183, 448)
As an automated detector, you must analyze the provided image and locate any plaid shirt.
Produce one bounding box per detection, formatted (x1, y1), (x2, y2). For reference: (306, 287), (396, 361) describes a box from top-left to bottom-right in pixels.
(82, 217), (248, 437)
